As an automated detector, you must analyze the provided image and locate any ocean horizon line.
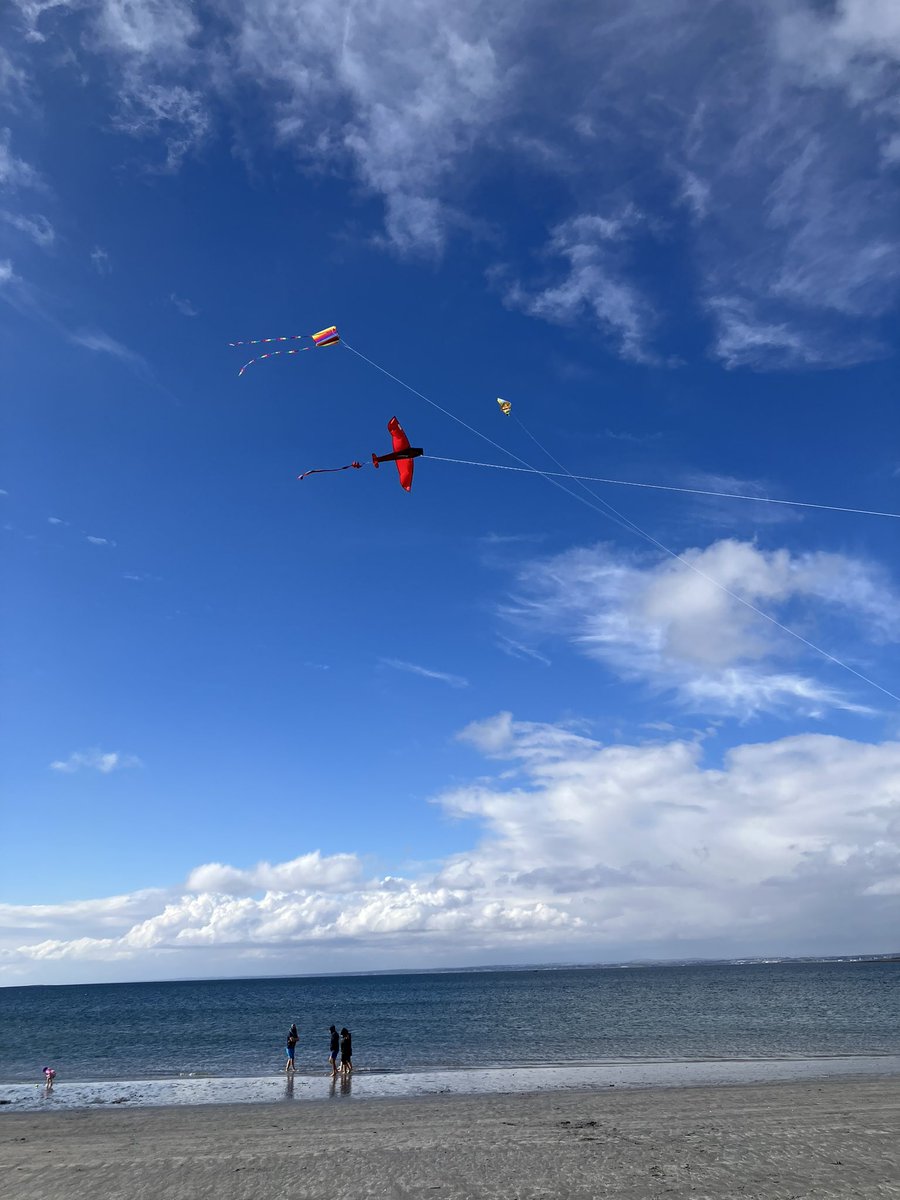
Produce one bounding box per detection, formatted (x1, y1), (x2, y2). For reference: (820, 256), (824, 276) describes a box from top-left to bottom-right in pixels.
(3, 950), (899, 992)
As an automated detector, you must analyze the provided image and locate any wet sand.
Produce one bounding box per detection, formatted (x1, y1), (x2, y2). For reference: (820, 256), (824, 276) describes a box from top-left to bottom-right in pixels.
(2, 1076), (898, 1199)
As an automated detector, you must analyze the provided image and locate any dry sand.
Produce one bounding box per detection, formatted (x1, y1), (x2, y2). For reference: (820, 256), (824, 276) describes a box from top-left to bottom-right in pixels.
(2, 1076), (898, 1199)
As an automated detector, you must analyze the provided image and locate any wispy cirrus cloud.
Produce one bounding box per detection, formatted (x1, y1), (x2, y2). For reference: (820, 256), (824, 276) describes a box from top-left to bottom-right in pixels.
(90, 245), (111, 274)
(0, 209), (54, 247)
(113, 77), (210, 171)
(496, 635), (552, 668)
(380, 657), (469, 689)
(69, 328), (142, 364)
(8, 0), (900, 367)
(0, 127), (39, 189)
(169, 291), (198, 316)
(504, 210), (658, 364)
(0, 45), (30, 103)
(50, 748), (142, 774)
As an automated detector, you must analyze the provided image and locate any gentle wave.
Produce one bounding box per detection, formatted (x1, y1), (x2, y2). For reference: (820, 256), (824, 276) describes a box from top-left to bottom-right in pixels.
(4, 1054), (900, 1113)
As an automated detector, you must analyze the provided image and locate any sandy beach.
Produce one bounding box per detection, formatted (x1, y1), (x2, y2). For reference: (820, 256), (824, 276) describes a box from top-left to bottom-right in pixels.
(2, 1076), (898, 1199)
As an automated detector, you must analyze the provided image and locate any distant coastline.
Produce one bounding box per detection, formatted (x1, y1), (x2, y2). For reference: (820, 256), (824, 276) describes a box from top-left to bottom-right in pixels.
(5, 951), (897, 990)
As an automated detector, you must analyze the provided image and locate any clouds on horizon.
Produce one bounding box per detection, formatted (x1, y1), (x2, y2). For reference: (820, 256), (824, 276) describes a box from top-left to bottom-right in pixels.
(4, 715), (899, 982)
(7, 0), (900, 369)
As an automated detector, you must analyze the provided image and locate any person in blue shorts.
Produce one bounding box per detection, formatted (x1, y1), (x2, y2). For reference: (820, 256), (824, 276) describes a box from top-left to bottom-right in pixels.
(285, 1023), (298, 1073)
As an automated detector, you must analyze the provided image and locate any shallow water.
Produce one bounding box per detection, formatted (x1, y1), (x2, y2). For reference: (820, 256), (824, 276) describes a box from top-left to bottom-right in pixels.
(4, 1053), (900, 1113)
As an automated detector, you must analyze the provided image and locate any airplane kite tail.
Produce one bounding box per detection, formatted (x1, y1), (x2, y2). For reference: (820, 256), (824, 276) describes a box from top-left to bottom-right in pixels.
(297, 461), (364, 481)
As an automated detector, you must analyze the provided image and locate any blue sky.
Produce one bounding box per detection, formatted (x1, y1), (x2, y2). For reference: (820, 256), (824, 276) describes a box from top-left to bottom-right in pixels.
(1, 0), (899, 985)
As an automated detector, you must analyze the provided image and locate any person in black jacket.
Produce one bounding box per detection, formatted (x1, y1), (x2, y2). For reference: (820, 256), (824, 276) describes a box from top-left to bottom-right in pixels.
(328, 1025), (340, 1077)
(339, 1027), (352, 1076)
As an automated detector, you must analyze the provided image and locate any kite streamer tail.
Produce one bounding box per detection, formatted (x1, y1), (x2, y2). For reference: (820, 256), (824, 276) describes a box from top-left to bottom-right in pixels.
(228, 333), (310, 348)
(237, 346), (311, 376)
(298, 461), (364, 481)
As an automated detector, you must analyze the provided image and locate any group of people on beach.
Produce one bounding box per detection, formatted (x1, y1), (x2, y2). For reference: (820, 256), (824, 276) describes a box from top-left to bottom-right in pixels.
(285, 1023), (352, 1078)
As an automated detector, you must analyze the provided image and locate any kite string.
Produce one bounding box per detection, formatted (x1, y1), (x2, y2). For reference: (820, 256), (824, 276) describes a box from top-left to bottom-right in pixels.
(343, 342), (899, 706)
(425, 456), (900, 521)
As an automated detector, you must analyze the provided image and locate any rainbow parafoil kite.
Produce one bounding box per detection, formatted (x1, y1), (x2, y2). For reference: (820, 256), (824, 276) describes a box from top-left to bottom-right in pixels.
(230, 325), (340, 376)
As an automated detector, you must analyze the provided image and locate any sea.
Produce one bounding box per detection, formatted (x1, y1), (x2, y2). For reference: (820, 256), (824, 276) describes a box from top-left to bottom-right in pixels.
(2, 961), (898, 1111)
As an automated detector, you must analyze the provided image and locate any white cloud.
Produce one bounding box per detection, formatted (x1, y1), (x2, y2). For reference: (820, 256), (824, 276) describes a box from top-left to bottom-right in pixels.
(235, 0), (507, 255)
(0, 259), (18, 285)
(90, 245), (111, 274)
(0, 46), (30, 103)
(505, 211), (657, 364)
(93, 0), (200, 59)
(85, 533), (115, 546)
(496, 635), (552, 667)
(0, 890), (169, 939)
(186, 852), (363, 896)
(169, 291), (197, 316)
(0, 209), (54, 246)
(5, 717), (900, 979)
(676, 472), (803, 530)
(50, 749), (142, 773)
(380, 657), (469, 689)
(69, 328), (141, 363)
(0, 127), (40, 189)
(502, 538), (899, 717)
(706, 295), (853, 370)
(113, 77), (210, 170)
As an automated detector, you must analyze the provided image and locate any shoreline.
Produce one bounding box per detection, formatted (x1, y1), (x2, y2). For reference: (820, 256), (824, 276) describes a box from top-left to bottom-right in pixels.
(3, 1051), (899, 1114)
(2, 1076), (898, 1199)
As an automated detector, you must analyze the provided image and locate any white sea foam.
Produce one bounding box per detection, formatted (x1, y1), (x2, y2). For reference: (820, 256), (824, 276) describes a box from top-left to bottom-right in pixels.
(3, 1054), (900, 1113)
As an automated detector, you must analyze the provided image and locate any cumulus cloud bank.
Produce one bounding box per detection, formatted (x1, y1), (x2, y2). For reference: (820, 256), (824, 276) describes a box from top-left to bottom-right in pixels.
(4, 716), (898, 982)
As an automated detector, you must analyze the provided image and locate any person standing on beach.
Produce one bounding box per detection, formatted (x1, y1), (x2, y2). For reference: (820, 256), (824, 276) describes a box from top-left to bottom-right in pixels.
(328, 1025), (340, 1077)
(339, 1027), (352, 1076)
(285, 1023), (299, 1073)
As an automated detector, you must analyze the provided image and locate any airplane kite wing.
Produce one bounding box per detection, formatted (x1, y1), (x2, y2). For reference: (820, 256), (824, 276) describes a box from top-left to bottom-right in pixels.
(372, 416), (419, 492)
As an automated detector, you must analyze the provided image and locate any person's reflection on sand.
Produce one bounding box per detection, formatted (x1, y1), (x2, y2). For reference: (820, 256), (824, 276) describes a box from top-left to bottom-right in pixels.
(284, 1073), (295, 1100)
(328, 1076), (337, 1099)
(339, 1073), (352, 1096)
